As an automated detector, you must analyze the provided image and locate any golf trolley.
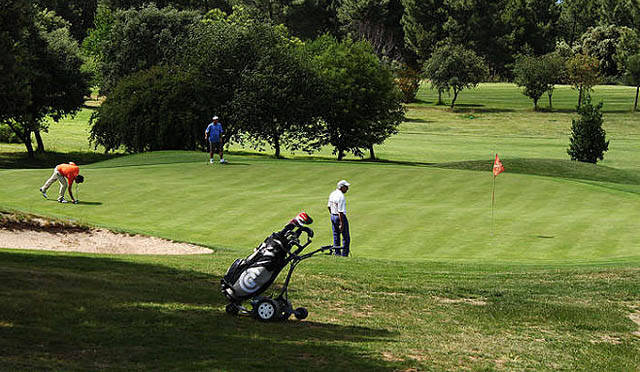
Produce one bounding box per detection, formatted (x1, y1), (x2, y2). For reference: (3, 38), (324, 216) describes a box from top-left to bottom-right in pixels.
(221, 213), (336, 321)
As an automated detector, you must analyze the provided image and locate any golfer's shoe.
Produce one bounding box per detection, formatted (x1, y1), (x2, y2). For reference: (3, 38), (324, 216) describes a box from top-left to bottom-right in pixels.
(220, 159), (227, 164)
(58, 198), (68, 203)
(209, 159), (214, 164)
(39, 188), (47, 199)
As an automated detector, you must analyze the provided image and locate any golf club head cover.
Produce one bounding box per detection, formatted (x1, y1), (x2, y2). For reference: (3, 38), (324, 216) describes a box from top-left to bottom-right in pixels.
(290, 211), (313, 226)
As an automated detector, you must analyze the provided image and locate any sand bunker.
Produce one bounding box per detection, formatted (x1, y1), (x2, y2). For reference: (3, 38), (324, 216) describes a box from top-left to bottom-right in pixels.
(0, 213), (211, 255)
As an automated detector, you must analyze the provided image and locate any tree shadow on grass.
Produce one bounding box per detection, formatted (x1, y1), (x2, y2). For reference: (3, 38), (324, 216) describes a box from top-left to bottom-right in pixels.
(450, 105), (515, 113)
(0, 251), (398, 371)
(0, 151), (122, 170)
(369, 158), (640, 186)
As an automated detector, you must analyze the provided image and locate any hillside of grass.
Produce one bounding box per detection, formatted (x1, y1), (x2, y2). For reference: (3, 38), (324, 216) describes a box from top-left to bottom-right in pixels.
(1, 82), (639, 371)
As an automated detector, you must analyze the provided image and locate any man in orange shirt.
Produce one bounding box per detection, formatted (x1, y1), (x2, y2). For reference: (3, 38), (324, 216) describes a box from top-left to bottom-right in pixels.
(40, 162), (84, 204)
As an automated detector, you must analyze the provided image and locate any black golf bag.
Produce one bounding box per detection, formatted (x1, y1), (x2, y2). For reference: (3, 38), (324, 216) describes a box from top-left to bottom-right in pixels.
(222, 231), (291, 302)
(221, 212), (333, 321)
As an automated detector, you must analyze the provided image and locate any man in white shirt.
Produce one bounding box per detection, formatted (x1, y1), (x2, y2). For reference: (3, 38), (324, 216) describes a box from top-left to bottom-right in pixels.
(327, 180), (350, 257)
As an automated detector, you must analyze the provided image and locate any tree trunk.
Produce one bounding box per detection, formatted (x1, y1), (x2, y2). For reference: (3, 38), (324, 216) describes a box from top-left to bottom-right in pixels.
(337, 148), (344, 161)
(548, 91), (553, 110)
(437, 90), (444, 105)
(273, 134), (281, 158)
(533, 98), (538, 111)
(5, 121), (35, 158)
(369, 144), (375, 160)
(450, 89), (459, 109)
(34, 128), (45, 153)
(578, 89), (582, 107)
(635, 85), (639, 112)
(24, 134), (35, 158)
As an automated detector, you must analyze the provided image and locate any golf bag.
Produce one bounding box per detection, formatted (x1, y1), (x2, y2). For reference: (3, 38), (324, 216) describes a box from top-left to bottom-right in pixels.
(222, 231), (291, 302)
(221, 212), (333, 321)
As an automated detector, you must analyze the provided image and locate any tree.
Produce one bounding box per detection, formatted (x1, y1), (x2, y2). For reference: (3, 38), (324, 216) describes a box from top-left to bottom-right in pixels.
(566, 53), (600, 107)
(282, 0), (341, 40)
(557, 0), (601, 46)
(542, 51), (566, 110)
(90, 65), (208, 153)
(34, 0), (97, 41)
(579, 25), (639, 81)
(513, 54), (549, 110)
(337, 0), (406, 61)
(442, 0), (511, 77)
(423, 44), (489, 109)
(401, 0), (447, 62)
(2, 7), (91, 158)
(625, 54), (640, 111)
(501, 0), (561, 57)
(0, 0), (32, 125)
(310, 36), (405, 160)
(567, 97), (609, 164)
(230, 26), (324, 158)
(84, 4), (201, 94)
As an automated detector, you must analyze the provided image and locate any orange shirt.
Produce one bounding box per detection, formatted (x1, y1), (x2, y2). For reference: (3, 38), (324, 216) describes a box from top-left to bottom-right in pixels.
(56, 163), (79, 185)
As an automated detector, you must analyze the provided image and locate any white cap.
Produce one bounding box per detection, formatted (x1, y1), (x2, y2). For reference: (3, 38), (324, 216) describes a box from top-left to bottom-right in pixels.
(212, 116), (219, 120)
(337, 180), (350, 188)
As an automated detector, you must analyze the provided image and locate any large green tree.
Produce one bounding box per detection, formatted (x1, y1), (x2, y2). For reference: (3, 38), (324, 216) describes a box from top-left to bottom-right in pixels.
(84, 4), (201, 94)
(423, 44), (489, 109)
(557, 0), (601, 46)
(579, 25), (640, 80)
(311, 36), (405, 160)
(400, 0), (447, 63)
(90, 65), (207, 153)
(337, 0), (406, 62)
(0, 0), (31, 124)
(230, 25), (324, 157)
(501, 0), (560, 57)
(2, 7), (91, 158)
(513, 54), (549, 110)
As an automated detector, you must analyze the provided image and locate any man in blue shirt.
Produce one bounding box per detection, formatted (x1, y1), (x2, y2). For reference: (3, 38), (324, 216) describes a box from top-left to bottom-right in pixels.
(205, 116), (227, 164)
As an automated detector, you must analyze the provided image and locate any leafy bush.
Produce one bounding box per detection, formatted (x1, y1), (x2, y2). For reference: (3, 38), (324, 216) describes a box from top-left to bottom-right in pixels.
(394, 64), (421, 103)
(567, 98), (609, 164)
(0, 124), (21, 143)
(90, 65), (209, 153)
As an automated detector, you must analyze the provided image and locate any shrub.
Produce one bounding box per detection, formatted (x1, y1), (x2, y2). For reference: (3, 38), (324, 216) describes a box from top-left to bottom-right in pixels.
(567, 98), (609, 164)
(0, 124), (21, 143)
(394, 64), (421, 103)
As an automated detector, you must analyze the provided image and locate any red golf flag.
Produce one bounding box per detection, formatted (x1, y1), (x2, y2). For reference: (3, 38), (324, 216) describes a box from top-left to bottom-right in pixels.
(493, 154), (504, 177)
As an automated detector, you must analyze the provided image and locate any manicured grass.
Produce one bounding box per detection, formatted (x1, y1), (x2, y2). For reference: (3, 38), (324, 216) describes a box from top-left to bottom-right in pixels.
(1, 82), (639, 370)
(1, 249), (638, 371)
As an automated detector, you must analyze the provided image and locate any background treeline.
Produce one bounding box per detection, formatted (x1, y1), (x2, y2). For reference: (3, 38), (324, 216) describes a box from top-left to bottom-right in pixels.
(31, 0), (640, 76)
(3, 0), (640, 158)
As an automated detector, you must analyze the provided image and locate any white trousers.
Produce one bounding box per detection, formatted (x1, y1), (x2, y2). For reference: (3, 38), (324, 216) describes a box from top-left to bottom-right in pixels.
(42, 168), (67, 201)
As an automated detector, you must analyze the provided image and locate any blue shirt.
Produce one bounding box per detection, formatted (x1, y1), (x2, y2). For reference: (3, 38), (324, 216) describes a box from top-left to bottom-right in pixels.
(206, 122), (223, 142)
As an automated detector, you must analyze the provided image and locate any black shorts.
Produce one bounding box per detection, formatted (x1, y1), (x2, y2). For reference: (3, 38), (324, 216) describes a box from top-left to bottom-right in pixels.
(209, 141), (222, 152)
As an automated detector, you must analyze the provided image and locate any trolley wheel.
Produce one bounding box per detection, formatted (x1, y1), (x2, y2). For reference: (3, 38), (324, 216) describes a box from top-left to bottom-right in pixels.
(255, 298), (280, 322)
(294, 307), (308, 320)
(225, 303), (239, 316)
(276, 299), (293, 320)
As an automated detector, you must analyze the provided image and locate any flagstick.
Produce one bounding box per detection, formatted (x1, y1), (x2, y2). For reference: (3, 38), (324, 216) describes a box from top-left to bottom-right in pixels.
(491, 175), (496, 235)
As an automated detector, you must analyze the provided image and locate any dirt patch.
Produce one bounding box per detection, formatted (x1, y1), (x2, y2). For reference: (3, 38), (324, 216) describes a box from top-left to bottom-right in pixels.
(0, 212), (211, 255)
(434, 296), (487, 306)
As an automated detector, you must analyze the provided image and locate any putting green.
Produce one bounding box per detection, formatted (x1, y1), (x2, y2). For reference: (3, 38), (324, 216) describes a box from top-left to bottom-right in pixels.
(2, 151), (639, 262)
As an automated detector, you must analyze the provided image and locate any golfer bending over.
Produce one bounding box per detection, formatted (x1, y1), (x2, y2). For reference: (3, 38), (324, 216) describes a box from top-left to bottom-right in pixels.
(327, 180), (350, 257)
(205, 115), (227, 164)
(40, 162), (84, 204)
